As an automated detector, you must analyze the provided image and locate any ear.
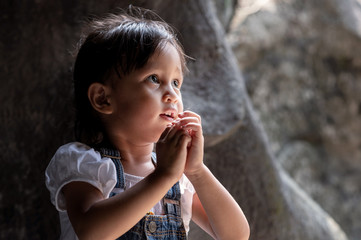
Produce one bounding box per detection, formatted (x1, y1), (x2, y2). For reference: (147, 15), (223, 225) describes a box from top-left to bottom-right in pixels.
(88, 82), (113, 114)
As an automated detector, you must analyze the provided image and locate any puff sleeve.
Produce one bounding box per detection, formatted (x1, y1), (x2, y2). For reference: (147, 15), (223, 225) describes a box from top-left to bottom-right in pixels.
(45, 142), (117, 211)
(179, 175), (196, 233)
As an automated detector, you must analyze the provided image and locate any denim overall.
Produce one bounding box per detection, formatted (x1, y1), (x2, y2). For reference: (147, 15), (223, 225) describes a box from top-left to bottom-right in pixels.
(98, 148), (187, 240)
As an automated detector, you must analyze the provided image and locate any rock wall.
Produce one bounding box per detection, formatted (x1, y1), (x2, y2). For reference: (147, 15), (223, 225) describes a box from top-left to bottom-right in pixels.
(228, 0), (361, 239)
(0, 0), (352, 239)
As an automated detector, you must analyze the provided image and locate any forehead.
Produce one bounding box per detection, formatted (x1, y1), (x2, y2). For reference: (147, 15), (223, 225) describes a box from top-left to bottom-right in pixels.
(109, 43), (183, 85)
(144, 43), (183, 73)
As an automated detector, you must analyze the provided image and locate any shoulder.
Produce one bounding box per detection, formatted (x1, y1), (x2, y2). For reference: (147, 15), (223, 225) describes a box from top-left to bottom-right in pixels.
(54, 141), (94, 156)
(45, 142), (117, 211)
(46, 142), (116, 178)
(49, 142), (109, 166)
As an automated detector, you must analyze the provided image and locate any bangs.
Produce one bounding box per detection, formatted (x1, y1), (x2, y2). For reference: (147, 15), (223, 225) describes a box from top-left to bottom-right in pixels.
(112, 20), (173, 76)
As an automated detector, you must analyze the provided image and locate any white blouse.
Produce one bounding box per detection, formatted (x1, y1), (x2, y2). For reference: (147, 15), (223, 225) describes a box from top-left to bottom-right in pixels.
(45, 142), (195, 240)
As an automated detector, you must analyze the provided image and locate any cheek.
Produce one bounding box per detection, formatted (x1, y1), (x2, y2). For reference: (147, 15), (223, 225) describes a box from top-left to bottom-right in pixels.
(177, 98), (184, 113)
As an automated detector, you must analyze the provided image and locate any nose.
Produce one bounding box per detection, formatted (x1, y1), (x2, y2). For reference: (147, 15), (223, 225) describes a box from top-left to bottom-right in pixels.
(162, 86), (178, 103)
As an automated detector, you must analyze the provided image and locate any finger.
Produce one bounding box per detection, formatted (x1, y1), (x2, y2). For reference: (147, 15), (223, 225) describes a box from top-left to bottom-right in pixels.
(181, 122), (202, 131)
(181, 123), (203, 137)
(159, 123), (185, 144)
(178, 111), (201, 122)
(170, 127), (189, 146)
(177, 117), (199, 124)
(175, 129), (192, 148)
(173, 117), (199, 129)
(179, 133), (192, 149)
(166, 123), (183, 140)
(175, 118), (202, 133)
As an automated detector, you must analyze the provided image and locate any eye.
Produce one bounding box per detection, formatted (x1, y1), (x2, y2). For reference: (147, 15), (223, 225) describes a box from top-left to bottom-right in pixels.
(172, 79), (181, 88)
(146, 75), (160, 84)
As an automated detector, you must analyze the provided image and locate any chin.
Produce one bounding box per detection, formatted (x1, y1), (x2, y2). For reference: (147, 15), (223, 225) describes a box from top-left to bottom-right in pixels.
(154, 127), (167, 140)
(155, 132), (164, 141)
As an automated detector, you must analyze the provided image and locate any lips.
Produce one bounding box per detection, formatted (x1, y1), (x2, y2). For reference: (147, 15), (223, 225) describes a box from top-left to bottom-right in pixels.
(160, 109), (177, 121)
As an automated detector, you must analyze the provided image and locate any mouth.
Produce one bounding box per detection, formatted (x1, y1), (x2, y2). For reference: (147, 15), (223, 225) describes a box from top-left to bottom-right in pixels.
(160, 110), (177, 122)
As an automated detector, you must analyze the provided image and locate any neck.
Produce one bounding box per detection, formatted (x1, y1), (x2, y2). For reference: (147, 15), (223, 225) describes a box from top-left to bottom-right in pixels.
(111, 139), (154, 162)
(119, 143), (155, 177)
(102, 124), (157, 164)
(103, 127), (158, 176)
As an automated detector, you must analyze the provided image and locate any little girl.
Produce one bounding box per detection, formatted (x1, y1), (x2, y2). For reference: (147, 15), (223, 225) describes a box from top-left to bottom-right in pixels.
(45, 6), (249, 240)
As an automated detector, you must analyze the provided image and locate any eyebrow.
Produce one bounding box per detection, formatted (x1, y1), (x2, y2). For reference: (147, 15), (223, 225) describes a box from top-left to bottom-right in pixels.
(143, 59), (182, 75)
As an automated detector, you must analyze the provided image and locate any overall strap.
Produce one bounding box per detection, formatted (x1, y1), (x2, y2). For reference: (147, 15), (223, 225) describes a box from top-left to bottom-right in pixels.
(98, 148), (125, 189)
(164, 182), (182, 216)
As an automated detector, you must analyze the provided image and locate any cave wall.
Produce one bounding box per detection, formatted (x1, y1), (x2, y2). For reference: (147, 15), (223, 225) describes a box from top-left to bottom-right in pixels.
(0, 0), (351, 239)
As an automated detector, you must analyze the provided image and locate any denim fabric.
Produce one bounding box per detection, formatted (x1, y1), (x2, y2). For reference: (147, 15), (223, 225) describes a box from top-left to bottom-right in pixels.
(98, 148), (187, 240)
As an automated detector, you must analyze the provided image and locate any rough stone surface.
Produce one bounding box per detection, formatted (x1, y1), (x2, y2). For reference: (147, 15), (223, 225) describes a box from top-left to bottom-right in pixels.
(214, 0), (239, 30)
(229, 0), (361, 239)
(0, 0), (351, 239)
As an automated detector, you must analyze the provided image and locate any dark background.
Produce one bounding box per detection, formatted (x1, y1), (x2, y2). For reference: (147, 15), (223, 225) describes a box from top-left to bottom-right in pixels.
(1, 0), (359, 239)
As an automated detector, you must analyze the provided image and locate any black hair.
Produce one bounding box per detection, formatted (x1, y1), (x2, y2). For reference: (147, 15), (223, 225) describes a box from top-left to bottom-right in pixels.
(73, 6), (187, 147)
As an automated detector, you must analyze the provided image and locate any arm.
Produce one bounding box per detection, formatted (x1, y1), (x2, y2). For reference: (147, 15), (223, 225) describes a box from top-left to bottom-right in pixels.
(178, 111), (250, 240)
(189, 167), (250, 240)
(63, 172), (173, 240)
(63, 126), (191, 240)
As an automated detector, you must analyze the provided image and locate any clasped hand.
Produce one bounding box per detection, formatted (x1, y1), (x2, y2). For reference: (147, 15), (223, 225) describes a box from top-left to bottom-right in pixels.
(155, 110), (204, 182)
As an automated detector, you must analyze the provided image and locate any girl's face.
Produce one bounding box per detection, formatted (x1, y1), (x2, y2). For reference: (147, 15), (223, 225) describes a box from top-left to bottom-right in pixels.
(107, 43), (184, 144)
